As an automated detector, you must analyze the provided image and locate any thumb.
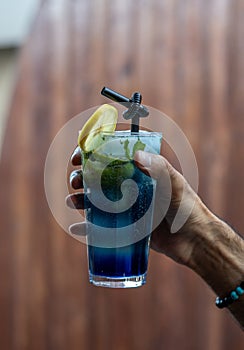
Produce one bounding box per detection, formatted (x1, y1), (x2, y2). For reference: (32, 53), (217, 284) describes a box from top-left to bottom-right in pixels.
(134, 150), (197, 233)
(134, 150), (176, 180)
(134, 150), (187, 201)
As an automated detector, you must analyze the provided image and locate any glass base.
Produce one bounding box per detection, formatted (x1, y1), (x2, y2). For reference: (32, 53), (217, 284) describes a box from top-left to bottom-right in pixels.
(89, 272), (147, 288)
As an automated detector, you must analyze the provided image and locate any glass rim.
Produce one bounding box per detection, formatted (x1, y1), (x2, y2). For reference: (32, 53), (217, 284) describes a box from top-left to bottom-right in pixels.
(101, 130), (162, 137)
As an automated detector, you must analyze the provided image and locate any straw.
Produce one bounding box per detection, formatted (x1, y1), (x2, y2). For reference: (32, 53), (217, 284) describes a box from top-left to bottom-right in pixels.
(101, 87), (149, 133)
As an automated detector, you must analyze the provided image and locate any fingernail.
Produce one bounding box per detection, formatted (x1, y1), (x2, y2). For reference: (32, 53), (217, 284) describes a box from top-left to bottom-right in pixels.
(70, 170), (83, 189)
(71, 147), (81, 166)
(69, 222), (88, 236)
(67, 193), (91, 209)
(65, 193), (88, 209)
(135, 151), (152, 167)
(66, 195), (77, 209)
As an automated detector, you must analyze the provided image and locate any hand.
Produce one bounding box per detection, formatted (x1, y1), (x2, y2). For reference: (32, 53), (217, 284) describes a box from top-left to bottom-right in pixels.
(134, 151), (216, 266)
(66, 147), (216, 266)
(66, 148), (244, 329)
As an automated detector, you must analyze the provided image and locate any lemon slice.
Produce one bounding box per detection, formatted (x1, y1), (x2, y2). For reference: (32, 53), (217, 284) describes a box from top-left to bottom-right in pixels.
(78, 104), (118, 152)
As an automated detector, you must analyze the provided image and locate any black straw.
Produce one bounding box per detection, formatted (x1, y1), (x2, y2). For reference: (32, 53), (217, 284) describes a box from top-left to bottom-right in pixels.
(101, 87), (130, 107)
(130, 92), (141, 133)
(101, 87), (149, 133)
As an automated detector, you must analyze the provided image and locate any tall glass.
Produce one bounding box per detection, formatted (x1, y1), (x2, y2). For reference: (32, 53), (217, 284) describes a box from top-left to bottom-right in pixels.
(81, 131), (162, 288)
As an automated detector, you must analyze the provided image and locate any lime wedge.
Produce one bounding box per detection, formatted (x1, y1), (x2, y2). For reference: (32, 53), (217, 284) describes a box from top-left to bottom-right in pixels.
(84, 157), (135, 189)
(84, 149), (134, 181)
(101, 161), (135, 186)
(78, 104), (118, 152)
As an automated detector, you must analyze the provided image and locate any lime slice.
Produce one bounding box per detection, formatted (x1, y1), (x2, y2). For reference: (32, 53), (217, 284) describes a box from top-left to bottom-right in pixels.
(78, 104), (118, 152)
(101, 161), (135, 187)
(83, 153), (135, 188)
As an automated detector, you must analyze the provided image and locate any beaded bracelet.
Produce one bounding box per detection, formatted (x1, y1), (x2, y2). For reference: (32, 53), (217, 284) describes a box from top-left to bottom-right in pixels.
(215, 281), (244, 309)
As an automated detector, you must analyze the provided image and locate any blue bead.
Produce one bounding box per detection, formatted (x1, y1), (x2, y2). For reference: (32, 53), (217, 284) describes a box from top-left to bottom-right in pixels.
(236, 286), (244, 296)
(230, 291), (239, 300)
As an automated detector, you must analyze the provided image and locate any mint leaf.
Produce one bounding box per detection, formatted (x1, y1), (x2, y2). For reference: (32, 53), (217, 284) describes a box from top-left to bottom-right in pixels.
(132, 139), (146, 157)
(123, 139), (131, 159)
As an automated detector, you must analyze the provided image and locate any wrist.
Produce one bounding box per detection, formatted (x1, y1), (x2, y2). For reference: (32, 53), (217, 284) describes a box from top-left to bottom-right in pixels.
(188, 214), (244, 296)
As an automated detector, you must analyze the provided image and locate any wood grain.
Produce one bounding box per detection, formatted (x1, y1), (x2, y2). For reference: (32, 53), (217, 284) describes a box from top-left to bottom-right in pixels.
(0, 0), (243, 349)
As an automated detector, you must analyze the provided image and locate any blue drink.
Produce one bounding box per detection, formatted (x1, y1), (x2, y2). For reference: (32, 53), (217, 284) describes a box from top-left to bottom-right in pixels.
(82, 131), (162, 288)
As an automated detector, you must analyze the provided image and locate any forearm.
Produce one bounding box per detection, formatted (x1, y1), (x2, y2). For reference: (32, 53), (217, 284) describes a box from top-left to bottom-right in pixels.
(188, 214), (244, 328)
(135, 151), (244, 327)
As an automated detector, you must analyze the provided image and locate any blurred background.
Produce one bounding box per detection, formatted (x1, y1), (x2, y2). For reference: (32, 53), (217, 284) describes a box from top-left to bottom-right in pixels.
(0, 0), (40, 154)
(0, 0), (243, 349)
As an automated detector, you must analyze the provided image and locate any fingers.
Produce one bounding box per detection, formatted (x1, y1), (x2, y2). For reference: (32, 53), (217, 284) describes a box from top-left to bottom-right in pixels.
(69, 222), (88, 236)
(67, 148), (84, 211)
(150, 219), (170, 253)
(70, 147), (83, 190)
(70, 170), (83, 189)
(71, 146), (82, 166)
(66, 193), (87, 210)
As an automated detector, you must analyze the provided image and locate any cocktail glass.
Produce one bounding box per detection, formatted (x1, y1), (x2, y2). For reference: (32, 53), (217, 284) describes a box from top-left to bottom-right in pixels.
(81, 131), (162, 288)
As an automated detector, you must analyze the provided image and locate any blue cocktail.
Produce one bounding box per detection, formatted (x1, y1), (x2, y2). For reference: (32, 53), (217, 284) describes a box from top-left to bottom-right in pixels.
(82, 131), (162, 288)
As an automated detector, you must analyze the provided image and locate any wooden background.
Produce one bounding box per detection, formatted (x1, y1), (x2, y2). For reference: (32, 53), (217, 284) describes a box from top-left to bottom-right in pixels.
(0, 0), (243, 349)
